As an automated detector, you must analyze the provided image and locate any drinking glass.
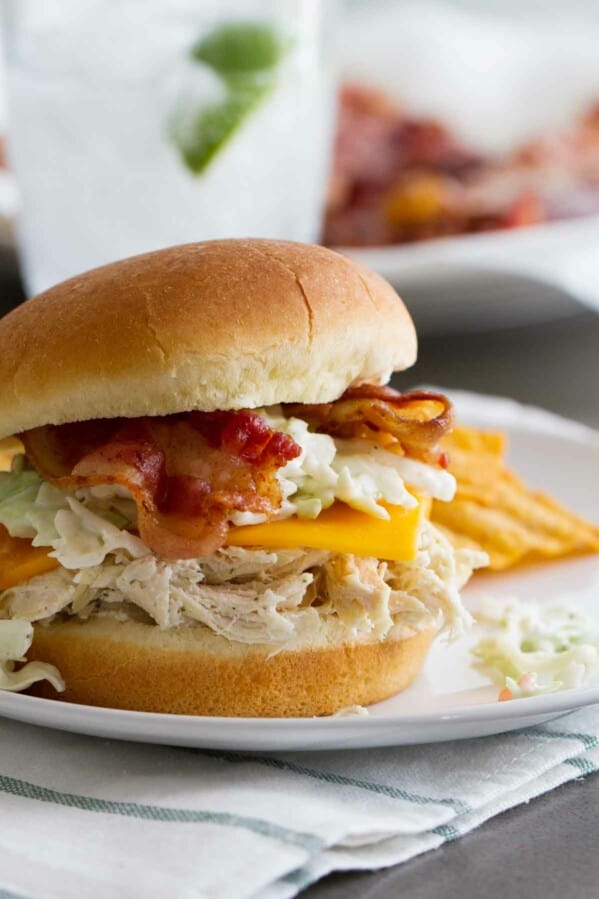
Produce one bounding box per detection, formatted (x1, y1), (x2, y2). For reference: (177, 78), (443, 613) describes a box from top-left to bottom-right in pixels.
(2, 0), (334, 293)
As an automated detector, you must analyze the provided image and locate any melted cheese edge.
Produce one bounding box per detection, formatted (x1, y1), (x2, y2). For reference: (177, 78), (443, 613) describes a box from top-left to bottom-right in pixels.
(0, 498), (427, 590)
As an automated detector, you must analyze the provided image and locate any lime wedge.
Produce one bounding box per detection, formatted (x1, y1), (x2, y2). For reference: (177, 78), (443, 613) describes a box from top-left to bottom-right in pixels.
(172, 20), (290, 175)
(191, 21), (287, 75)
(172, 82), (272, 175)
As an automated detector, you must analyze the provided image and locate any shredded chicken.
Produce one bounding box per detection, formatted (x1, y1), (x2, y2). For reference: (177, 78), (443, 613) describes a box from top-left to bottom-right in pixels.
(324, 555), (394, 638)
(1, 523), (486, 649)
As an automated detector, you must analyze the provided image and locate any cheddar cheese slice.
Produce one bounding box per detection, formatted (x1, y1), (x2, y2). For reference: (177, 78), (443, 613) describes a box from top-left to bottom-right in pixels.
(0, 437), (23, 473)
(0, 527), (60, 590)
(228, 500), (425, 561)
(0, 499), (427, 590)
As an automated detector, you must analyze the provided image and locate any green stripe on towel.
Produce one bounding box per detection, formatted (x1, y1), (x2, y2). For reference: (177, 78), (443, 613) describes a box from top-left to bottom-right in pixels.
(432, 823), (461, 841)
(564, 756), (597, 775)
(280, 868), (319, 889)
(0, 774), (322, 850)
(197, 750), (471, 814)
(521, 729), (598, 751)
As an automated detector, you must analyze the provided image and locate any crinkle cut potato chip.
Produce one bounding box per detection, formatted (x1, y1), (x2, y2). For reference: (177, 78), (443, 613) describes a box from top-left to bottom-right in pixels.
(431, 426), (599, 571)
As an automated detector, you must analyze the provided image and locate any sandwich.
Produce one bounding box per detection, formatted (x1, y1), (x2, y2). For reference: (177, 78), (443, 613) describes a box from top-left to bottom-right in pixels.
(0, 239), (486, 716)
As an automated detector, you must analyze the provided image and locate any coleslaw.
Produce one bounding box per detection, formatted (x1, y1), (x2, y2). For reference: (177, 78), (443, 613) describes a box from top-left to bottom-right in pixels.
(473, 597), (599, 701)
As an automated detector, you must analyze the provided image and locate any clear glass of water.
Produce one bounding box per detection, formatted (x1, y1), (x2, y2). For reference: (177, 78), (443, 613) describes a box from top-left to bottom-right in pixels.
(2, 0), (335, 294)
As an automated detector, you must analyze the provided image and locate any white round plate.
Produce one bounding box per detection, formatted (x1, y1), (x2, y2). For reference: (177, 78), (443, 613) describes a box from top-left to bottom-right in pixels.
(0, 391), (598, 750)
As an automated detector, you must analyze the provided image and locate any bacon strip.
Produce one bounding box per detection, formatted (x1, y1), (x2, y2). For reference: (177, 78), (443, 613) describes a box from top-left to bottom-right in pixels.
(286, 387), (453, 467)
(20, 390), (452, 561)
(21, 412), (300, 560)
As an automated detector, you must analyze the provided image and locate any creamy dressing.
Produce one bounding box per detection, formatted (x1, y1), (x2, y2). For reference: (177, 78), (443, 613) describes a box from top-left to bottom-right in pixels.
(232, 408), (456, 525)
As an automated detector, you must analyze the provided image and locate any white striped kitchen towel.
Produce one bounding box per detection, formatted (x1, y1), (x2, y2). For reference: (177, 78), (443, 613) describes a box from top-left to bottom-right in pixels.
(0, 706), (598, 899)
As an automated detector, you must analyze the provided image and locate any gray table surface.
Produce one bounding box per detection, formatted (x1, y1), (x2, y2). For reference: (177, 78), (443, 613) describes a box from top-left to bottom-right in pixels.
(307, 775), (599, 899)
(2, 260), (598, 898)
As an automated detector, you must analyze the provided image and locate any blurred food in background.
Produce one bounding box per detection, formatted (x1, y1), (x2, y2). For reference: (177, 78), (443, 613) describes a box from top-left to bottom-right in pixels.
(323, 84), (599, 247)
(323, 1), (599, 330)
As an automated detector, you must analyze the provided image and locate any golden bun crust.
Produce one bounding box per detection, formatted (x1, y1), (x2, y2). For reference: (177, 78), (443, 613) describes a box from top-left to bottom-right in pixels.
(29, 617), (434, 717)
(0, 239), (416, 439)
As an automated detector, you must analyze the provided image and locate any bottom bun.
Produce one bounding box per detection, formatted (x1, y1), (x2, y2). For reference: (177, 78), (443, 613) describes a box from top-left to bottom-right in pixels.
(29, 617), (435, 717)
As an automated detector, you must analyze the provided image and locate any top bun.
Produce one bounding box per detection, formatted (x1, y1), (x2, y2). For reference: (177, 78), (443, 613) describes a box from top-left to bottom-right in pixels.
(0, 239), (416, 439)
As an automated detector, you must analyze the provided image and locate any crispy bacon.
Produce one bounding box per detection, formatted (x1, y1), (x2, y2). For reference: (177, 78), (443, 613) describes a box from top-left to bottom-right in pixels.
(21, 412), (300, 560)
(20, 391), (452, 561)
(285, 387), (453, 467)
(189, 411), (299, 465)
